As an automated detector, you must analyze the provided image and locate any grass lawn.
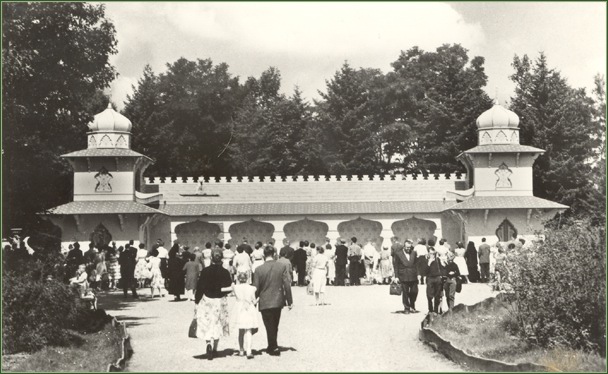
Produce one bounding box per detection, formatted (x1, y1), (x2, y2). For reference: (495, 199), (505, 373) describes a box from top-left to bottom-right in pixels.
(2, 323), (124, 372)
(430, 298), (606, 372)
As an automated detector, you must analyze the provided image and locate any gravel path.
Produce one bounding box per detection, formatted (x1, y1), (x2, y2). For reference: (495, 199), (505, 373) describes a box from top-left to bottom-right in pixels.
(98, 283), (496, 372)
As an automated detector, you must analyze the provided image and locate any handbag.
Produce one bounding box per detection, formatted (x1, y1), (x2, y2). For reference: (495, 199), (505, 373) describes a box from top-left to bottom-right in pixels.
(456, 276), (463, 293)
(188, 307), (197, 338)
(389, 282), (402, 296)
(307, 282), (314, 295)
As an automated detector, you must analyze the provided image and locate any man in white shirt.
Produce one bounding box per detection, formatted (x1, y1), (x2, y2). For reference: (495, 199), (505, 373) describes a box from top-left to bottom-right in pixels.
(363, 240), (378, 282)
(414, 238), (428, 285)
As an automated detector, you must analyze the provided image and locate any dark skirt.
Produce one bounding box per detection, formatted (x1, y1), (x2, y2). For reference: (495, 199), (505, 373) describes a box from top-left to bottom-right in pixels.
(167, 259), (185, 295)
(467, 265), (480, 282)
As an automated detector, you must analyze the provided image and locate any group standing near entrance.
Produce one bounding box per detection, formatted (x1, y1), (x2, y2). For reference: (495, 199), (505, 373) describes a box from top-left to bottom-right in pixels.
(56, 231), (526, 359)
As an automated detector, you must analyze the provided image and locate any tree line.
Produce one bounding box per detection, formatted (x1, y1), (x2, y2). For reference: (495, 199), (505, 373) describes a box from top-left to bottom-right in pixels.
(3, 2), (605, 234)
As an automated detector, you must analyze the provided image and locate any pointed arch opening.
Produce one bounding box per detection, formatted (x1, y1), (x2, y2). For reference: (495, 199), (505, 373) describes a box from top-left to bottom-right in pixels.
(338, 217), (382, 250)
(391, 217), (437, 244)
(175, 220), (221, 248)
(228, 219), (274, 248)
(496, 218), (517, 242)
(284, 218), (328, 247)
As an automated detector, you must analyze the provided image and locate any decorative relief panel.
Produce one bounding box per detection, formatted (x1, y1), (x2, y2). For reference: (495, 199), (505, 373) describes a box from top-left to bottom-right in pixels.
(99, 134), (113, 148)
(228, 219), (274, 248)
(94, 166), (113, 192)
(495, 162), (513, 188)
(284, 218), (328, 247)
(116, 135), (127, 148)
(175, 220), (221, 248)
(391, 217), (437, 244)
(338, 217), (382, 251)
(495, 130), (508, 143)
(88, 135), (97, 148)
(481, 131), (492, 144)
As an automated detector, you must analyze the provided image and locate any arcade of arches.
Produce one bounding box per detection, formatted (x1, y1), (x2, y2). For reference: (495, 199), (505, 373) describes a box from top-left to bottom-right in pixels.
(165, 216), (445, 250)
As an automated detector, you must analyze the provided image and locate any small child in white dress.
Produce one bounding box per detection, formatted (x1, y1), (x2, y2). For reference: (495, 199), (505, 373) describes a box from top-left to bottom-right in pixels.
(232, 272), (259, 359)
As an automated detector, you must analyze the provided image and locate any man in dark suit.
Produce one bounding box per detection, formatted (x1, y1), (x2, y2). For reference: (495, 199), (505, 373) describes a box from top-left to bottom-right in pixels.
(119, 241), (138, 298)
(237, 238), (253, 256)
(393, 239), (419, 313)
(293, 241), (307, 286)
(279, 239), (295, 262)
(334, 238), (348, 286)
(478, 238), (491, 283)
(253, 246), (293, 356)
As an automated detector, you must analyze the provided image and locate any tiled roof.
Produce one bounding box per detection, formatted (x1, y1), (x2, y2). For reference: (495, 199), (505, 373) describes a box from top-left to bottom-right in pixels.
(160, 201), (448, 216)
(61, 148), (151, 159)
(445, 196), (568, 211)
(462, 144), (545, 154)
(47, 201), (163, 215)
(154, 178), (460, 204)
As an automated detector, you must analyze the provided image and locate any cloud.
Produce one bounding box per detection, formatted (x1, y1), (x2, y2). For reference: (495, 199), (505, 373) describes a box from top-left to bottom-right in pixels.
(104, 2), (486, 109)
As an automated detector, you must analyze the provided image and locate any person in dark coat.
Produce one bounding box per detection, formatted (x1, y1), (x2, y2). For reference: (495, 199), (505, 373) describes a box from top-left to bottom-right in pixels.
(293, 241), (308, 286)
(392, 239), (419, 313)
(237, 238), (253, 256)
(465, 241), (480, 282)
(119, 241), (138, 298)
(65, 242), (84, 281)
(167, 242), (186, 300)
(334, 238), (348, 286)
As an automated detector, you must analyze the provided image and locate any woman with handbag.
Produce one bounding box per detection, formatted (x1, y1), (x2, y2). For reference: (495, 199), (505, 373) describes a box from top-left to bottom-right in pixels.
(441, 252), (461, 313)
(194, 249), (234, 360)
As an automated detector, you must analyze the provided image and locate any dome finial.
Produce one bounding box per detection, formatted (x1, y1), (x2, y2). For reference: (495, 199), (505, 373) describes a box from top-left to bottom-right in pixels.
(107, 102), (112, 110)
(493, 87), (499, 105)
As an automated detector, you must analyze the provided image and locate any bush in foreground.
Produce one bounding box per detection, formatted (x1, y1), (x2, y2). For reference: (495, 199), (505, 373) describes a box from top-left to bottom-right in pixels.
(507, 220), (606, 354)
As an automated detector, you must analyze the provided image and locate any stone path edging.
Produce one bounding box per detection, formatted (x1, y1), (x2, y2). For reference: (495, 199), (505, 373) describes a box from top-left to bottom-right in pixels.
(107, 316), (132, 372)
(418, 295), (557, 372)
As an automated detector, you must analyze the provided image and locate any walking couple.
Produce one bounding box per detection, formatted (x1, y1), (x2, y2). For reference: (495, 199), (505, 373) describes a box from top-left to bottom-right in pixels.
(193, 246), (293, 360)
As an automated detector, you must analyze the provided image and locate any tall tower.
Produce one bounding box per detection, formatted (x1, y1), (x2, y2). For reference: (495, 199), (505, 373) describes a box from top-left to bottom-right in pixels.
(47, 104), (163, 249)
(448, 100), (567, 245)
(63, 103), (151, 201)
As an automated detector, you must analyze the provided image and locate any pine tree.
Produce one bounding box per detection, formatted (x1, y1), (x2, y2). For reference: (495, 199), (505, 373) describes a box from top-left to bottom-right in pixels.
(509, 53), (600, 217)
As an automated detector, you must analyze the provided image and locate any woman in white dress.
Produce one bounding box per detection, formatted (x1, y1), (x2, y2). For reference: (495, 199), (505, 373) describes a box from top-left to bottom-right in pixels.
(134, 244), (150, 288)
(453, 243), (469, 282)
(311, 246), (329, 306)
(232, 272), (259, 359)
(147, 249), (165, 298)
(250, 242), (265, 278)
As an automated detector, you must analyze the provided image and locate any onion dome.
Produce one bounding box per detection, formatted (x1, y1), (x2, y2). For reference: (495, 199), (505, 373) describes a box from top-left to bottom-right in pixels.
(87, 103), (132, 133)
(476, 99), (520, 129)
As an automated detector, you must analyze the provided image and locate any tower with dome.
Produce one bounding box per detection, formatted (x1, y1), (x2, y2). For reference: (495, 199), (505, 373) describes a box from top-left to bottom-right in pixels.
(46, 101), (567, 251)
(447, 100), (568, 245)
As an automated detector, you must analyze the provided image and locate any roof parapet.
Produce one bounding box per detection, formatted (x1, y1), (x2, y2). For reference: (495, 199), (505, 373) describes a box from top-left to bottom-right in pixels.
(147, 173), (465, 184)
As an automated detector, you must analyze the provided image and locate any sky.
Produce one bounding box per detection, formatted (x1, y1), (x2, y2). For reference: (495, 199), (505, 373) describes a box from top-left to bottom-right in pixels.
(103, 1), (606, 110)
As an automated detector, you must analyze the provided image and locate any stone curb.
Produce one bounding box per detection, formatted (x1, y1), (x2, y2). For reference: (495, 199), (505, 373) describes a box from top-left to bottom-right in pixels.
(418, 295), (558, 372)
(107, 316), (131, 372)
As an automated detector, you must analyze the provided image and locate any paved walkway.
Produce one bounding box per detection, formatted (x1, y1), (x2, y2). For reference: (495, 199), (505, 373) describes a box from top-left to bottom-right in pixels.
(98, 283), (496, 372)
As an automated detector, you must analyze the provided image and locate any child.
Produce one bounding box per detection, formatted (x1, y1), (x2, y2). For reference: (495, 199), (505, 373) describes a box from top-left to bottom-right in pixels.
(232, 272), (259, 359)
(183, 252), (199, 301)
(70, 264), (88, 297)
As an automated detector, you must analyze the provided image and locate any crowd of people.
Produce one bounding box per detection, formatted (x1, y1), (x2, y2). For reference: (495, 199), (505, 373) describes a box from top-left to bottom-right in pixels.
(52, 232), (527, 358)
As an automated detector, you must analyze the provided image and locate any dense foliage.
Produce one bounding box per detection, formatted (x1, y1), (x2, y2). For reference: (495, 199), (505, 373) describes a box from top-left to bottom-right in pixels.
(510, 54), (605, 221)
(506, 221), (606, 354)
(2, 2), (117, 233)
(2, 246), (112, 354)
(3, 2), (604, 232)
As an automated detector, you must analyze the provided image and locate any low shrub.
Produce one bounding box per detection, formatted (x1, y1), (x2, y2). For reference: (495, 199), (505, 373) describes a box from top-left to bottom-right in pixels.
(2, 274), (82, 353)
(507, 220), (606, 354)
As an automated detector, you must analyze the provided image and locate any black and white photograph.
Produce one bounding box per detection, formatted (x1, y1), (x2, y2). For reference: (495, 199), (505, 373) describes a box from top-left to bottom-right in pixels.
(2, 1), (606, 372)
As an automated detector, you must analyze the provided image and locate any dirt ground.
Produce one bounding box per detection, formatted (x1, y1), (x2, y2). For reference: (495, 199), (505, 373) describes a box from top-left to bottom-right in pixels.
(98, 282), (496, 372)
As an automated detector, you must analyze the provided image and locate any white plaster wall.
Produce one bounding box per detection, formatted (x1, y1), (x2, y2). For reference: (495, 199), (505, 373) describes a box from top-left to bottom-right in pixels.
(74, 171), (134, 201)
(57, 214), (142, 248)
(461, 208), (556, 247)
